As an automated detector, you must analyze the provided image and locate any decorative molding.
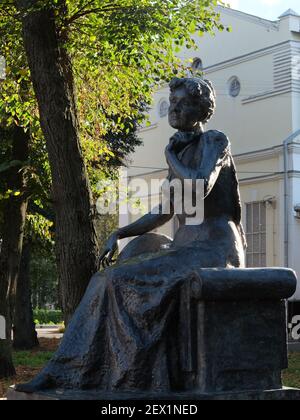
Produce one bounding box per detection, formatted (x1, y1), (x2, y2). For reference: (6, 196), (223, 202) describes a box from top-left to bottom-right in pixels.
(137, 123), (158, 133)
(235, 147), (281, 164)
(240, 171), (300, 185)
(204, 41), (293, 74)
(234, 142), (300, 164)
(241, 88), (300, 105)
(241, 42), (300, 104)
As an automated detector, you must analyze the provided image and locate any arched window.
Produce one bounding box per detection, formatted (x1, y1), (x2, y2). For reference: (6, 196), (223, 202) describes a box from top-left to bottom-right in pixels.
(191, 57), (203, 74)
(228, 76), (241, 98)
(159, 99), (169, 118)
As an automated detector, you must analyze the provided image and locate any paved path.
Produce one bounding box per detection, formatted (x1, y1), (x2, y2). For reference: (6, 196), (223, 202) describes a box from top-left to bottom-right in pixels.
(36, 327), (63, 340)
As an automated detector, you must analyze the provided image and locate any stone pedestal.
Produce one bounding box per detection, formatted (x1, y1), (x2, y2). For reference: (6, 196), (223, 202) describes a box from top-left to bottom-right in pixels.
(8, 268), (300, 401)
(180, 268), (297, 395)
(186, 299), (286, 392)
(7, 387), (300, 401)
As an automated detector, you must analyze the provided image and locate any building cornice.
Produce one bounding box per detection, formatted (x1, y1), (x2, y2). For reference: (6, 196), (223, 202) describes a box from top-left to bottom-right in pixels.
(235, 147), (281, 164)
(217, 6), (279, 30)
(137, 123), (158, 134)
(240, 171), (300, 185)
(234, 141), (300, 164)
(241, 88), (296, 105)
(205, 41), (297, 74)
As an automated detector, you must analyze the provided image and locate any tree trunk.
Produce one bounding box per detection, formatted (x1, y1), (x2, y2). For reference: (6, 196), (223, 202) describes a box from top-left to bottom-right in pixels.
(13, 241), (39, 350)
(17, 2), (99, 324)
(0, 294), (15, 378)
(0, 126), (30, 378)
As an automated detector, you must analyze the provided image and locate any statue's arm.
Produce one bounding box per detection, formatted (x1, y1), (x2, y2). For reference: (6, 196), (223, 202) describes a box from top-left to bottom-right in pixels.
(166, 131), (230, 197)
(99, 203), (174, 268)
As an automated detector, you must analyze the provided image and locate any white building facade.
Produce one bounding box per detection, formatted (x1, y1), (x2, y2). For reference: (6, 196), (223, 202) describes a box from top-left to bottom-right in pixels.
(121, 7), (300, 304)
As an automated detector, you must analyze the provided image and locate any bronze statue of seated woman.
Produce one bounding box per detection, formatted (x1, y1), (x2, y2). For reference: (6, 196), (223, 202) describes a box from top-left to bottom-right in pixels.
(16, 77), (247, 393)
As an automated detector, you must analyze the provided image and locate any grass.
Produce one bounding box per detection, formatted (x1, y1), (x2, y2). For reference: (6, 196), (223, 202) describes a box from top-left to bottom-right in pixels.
(283, 353), (300, 389)
(13, 351), (54, 368)
(0, 341), (300, 399)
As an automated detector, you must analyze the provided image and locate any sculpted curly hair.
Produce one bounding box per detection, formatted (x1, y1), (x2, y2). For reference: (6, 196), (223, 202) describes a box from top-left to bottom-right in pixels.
(169, 77), (216, 124)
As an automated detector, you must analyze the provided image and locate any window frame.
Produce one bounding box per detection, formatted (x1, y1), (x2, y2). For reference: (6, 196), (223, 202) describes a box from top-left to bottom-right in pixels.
(245, 201), (267, 268)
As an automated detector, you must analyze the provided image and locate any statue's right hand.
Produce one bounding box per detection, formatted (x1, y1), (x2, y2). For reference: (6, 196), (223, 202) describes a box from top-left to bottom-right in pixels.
(98, 232), (120, 269)
(169, 131), (194, 153)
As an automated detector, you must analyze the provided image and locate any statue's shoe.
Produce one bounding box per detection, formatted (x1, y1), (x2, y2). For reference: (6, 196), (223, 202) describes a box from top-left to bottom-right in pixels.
(15, 374), (56, 394)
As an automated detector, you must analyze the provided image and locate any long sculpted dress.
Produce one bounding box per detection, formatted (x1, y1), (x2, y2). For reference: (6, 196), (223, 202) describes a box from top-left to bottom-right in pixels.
(19, 130), (246, 393)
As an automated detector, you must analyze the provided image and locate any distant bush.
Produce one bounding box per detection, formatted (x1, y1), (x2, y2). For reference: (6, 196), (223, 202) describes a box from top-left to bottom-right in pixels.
(33, 309), (63, 326)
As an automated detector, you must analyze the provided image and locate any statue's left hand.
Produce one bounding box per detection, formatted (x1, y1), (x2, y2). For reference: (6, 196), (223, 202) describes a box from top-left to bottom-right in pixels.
(98, 232), (120, 269)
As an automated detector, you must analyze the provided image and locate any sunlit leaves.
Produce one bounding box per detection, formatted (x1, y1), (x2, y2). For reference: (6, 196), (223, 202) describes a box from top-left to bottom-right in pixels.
(69, 0), (224, 184)
(26, 213), (54, 244)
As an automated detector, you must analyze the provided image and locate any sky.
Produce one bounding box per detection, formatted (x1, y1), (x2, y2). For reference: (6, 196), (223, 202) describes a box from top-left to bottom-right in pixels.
(226, 0), (300, 21)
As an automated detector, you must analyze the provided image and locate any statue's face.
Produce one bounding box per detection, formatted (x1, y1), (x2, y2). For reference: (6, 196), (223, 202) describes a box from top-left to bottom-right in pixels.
(169, 86), (202, 131)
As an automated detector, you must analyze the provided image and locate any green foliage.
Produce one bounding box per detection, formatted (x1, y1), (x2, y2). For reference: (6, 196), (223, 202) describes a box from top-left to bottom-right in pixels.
(96, 213), (119, 250)
(30, 249), (58, 309)
(27, 213), (54, 245)
(1, 0), (225, 171)
(0, 8), (52, 244)
(70, 0), (225, 147)
(33, 309), (63, 325)
(0, 6), (37, 130)
(0, 0), (225, 193)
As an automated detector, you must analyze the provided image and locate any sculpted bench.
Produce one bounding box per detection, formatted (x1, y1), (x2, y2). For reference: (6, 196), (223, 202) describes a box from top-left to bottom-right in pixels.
(8, 267), (300, 401)
(178, 268), (298, 398)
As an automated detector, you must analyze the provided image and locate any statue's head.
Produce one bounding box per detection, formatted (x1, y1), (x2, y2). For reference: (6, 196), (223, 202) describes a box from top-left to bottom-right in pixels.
(169, 77), (216, 131)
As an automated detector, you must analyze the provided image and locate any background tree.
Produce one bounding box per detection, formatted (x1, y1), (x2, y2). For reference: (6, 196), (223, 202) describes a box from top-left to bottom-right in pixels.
(13, 239), (39, 350)
(0, 9), (49, 368)
(0, 126), (29, 377)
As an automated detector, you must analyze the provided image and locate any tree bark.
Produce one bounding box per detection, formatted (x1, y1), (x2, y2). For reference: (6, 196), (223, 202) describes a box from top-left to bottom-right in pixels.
(13, 240), (39, 350)
(17, 2), (99, 324)
(0, 126), (29, 378)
